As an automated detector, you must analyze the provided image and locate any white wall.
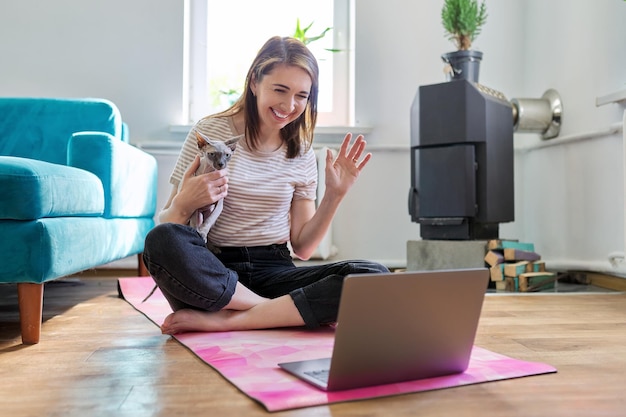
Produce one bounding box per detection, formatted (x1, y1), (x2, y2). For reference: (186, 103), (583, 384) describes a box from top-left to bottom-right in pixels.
(0, 0), (185, 142)
(520, 0), (625, 137)
(502, 0), (626, 275)
(2, 0), (625, 272)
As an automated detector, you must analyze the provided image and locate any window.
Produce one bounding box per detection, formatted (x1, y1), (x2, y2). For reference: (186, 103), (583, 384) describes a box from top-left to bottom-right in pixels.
(183, 0), (353, 127)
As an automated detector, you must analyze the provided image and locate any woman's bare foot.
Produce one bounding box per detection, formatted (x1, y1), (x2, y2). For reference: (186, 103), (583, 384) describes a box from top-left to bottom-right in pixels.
(161, 309), (235, 334)
(161, 295), (306, 334)
(160, 282), (270, 334)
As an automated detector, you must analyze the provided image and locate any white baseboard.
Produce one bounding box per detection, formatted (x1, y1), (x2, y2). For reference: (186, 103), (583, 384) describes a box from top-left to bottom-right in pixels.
(99, 256), (138, 270)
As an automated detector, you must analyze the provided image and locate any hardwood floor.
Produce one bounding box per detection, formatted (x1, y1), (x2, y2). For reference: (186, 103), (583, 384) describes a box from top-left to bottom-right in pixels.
(1, 271), (626, 417)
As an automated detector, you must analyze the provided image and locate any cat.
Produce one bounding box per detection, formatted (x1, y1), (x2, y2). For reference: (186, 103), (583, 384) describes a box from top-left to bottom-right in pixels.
(141, 131), (241, 303)
(189, 130), (242, 248)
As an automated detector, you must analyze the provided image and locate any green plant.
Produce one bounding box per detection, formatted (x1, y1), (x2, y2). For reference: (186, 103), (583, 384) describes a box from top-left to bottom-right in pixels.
(218, 88), (241, 106)
(441, 0), (488, 50)
(292, 18), (331, 45)
(292, 19), (339, 52)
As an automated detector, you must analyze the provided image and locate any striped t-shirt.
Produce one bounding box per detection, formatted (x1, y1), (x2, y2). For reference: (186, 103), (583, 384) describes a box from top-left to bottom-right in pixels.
(170, 116), (318, 247)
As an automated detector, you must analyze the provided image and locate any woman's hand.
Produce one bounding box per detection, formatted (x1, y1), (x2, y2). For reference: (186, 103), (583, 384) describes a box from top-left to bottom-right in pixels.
(159, 155), (229, 224)
(290, 133), (372, 259)
(324, 133), (372, 200)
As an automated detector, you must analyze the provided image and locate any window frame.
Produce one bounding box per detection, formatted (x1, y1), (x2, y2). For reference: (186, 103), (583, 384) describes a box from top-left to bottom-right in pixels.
(182, 0), (354, 127)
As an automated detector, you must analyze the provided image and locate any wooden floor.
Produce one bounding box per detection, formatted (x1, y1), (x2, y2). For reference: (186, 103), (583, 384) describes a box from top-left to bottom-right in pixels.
(1, 271), (626, 417)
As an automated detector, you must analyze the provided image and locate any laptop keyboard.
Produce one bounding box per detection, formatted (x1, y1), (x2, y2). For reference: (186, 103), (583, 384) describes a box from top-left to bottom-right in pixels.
(304, 369), (330, 384)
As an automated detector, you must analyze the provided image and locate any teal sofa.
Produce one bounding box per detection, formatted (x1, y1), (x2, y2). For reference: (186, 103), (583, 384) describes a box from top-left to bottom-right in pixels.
(0, 98), (157, 344)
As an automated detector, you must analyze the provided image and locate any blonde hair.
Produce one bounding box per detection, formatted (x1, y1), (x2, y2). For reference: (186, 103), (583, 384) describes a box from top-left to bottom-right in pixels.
(212, 36), (319, 158)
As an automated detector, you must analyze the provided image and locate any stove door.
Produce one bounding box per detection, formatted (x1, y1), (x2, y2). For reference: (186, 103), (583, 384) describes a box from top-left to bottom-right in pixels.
(418, 144), (476, 219)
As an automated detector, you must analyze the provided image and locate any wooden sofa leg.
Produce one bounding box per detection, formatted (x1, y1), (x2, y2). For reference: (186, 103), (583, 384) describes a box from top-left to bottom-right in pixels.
(138, 253), (149, 277)
(17, 283), (44, 345)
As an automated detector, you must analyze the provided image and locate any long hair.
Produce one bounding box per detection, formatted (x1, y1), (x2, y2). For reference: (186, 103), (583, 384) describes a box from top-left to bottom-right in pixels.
(212, 36), (319, 158)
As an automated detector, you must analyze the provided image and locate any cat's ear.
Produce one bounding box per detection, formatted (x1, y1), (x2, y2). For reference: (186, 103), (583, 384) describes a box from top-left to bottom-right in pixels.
(224, 134), (243, 151)
(194, 130), (209, 148)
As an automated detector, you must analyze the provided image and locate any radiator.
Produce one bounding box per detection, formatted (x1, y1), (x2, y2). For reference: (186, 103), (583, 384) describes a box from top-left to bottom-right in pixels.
(311, 147), (338, 259)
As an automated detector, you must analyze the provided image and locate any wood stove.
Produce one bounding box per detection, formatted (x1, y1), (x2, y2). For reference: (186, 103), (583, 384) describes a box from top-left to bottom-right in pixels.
(408, 80), (514, 240)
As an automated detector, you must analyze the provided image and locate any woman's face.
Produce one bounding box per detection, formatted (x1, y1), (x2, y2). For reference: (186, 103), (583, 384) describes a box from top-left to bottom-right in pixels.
(251, 64), (312, 133)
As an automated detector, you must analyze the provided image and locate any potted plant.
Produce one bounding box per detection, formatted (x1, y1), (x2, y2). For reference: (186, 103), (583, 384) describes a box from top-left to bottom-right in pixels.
(441, 0), (488, 83)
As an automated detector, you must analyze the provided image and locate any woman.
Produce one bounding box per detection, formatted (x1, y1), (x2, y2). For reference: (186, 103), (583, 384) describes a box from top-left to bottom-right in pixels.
(143, 36), (389, 335)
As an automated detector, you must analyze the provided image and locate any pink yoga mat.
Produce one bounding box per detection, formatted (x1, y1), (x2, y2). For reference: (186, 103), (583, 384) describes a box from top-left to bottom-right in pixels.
(118, 277), (556, 412)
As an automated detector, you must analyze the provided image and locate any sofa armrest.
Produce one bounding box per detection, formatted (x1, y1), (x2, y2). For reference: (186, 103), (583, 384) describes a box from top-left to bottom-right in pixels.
(68, 132), (157, 218)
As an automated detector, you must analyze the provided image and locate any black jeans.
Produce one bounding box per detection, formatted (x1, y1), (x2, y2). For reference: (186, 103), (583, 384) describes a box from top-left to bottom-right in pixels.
(142, 223), (389, 328)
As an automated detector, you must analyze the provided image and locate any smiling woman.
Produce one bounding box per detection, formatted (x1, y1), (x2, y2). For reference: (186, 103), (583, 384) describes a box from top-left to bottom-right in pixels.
(142, 34), (388, 336)
(185, 0), (352, 126)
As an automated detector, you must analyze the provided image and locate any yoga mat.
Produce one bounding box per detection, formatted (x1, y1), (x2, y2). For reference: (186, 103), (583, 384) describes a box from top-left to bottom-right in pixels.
(118, 277), (557, 412)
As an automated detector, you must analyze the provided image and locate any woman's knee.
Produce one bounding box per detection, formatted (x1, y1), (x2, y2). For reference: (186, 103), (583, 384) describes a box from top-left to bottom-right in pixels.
(343, 260), (390, 275)
(144, 223), (196, 257)
(146, 223), (180, 249)
(143, 223), (196, 277)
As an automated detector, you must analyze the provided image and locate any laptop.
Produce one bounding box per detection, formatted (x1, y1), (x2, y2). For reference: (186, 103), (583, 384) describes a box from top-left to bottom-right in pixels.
(278, 268), (489, 391)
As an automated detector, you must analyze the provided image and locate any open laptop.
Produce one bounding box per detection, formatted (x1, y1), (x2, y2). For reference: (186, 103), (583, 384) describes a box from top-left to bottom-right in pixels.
(278, 268), (489, 391)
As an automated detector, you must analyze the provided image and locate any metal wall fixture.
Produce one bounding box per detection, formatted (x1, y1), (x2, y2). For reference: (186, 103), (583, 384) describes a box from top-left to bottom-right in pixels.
(511, 89), (563, 139)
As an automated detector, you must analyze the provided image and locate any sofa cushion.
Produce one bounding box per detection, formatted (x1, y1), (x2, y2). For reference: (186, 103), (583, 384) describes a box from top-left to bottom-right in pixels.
(0, 217), (154, 284)
(0, 98), (123, 165)
(68, 132), (158, 218)
(0, 156), (104, 220)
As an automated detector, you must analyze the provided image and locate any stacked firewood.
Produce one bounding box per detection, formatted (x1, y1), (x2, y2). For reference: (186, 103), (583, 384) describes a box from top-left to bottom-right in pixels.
(484, 240), (556, 292)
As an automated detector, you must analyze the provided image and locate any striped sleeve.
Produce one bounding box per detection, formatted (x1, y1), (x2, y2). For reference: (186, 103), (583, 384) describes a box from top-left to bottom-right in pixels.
(293, 147), (318, 201)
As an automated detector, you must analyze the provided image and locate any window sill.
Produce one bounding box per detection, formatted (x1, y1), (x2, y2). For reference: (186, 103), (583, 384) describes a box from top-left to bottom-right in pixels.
(145, 123), (406, 153)
(164, 124), (374, 147)
(169, 124), (373, 144)
(315, 125), (373, 135)
(170, 124), (372, 133)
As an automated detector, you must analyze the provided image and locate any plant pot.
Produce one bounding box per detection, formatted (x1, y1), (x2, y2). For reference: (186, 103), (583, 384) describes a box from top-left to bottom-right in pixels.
(441, 50), (483, 83)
